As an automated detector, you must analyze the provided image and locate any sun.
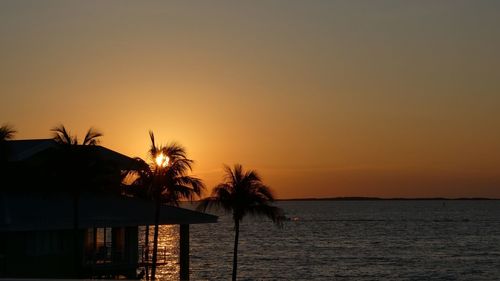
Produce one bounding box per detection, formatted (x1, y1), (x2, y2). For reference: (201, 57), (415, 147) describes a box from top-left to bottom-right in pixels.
(155, 153), (169, 168)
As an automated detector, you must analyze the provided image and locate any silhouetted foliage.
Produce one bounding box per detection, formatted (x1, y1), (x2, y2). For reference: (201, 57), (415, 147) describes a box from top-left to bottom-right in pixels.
(50, 125), (108, 277)
(0, 124), (16, 161)
(0, 124), (16, 141)
(128, 131), (204, 281)
(49, 125), (113, 190)
(197, 164), (283, 281)
(51, 125), (102, 146)
(0, 124), (16, 185)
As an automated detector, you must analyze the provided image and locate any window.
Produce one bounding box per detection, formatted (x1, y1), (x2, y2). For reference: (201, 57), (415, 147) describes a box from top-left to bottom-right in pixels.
(85, 227), (113, 263)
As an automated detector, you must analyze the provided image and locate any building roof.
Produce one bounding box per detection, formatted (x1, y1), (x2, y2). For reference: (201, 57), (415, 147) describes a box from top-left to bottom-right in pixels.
(0, 193), (217, 232)
(5, 139), (144, 170)
(5, 139), (56, 162)
(1, 139), (216, 231)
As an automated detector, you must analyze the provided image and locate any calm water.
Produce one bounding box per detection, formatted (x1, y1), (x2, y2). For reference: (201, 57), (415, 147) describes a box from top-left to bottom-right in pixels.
(146, 200), (500, 280)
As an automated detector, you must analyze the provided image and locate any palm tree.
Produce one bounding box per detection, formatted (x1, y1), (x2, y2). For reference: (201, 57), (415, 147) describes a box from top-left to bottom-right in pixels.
(0, 124), (16, 188)
(130, 131), (204, 281)
(0, 124), (16, 141)
(51, 125), (103, 192)
(52, 124), (102, 146)
(51, 125), (102, 277)
(197, 164), (284, 281)
(0, 124), (16, 162)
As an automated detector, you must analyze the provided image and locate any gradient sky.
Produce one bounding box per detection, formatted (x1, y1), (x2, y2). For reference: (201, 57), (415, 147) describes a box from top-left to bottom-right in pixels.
(1, 1), (499, 198)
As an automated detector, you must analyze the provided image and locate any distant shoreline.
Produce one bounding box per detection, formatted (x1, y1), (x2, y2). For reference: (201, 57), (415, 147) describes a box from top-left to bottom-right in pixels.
(189, 197), (499, 203)
(276, 197), (500, 201)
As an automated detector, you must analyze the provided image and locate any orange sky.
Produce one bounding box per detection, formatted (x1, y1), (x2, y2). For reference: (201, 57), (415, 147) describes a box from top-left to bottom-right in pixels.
(1, 1), (499, 198)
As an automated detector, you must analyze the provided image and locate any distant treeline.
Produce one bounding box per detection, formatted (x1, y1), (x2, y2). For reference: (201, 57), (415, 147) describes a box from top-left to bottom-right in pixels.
(277, 197), (499, 201)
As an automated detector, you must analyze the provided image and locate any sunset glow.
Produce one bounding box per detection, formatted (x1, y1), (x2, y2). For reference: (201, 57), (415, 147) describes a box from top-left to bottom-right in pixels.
(1, 1), (499, 199)
(155, 153), (169, 168)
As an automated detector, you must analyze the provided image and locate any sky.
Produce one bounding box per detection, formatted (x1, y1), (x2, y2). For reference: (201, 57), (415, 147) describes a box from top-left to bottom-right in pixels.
(1, 1), (499, 199)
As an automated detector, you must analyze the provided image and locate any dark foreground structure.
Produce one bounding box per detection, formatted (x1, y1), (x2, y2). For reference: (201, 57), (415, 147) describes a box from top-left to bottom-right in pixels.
(0, 139), (217, 280)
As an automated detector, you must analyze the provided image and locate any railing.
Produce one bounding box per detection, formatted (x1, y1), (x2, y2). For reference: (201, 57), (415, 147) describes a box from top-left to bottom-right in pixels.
(85, 242), (120, 264)
(139, 245), (169, 264)
(83, 251), (137, 279)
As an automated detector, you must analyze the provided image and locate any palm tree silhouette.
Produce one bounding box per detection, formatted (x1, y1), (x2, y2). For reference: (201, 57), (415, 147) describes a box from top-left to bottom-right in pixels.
(51, 124), (103, 225)
(52, 124), (102, 146)
(0, 124), (16, 141)
(0, 124), (16, 186)
(51, 125), (103, 277)
(0, 124), (16, 161)
(130, 131), (204, 281)
(197, 164), (283, 281)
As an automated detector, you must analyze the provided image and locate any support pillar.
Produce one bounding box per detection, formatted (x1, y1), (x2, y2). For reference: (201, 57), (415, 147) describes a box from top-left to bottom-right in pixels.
(179, 224), (190, 281)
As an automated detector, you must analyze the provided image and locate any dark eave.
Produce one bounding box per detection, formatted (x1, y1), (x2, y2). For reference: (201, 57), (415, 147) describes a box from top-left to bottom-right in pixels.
(0, 193), (217, 232)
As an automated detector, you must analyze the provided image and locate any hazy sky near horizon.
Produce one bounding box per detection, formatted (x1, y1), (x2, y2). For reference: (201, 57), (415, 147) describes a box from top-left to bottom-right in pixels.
(1, 1), (499, 198)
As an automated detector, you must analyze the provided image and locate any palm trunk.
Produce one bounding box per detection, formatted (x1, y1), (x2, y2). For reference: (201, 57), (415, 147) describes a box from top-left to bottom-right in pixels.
(232, 220), (240, 281)
(145, 225), (150, 280)
(150, 196), (161, 280)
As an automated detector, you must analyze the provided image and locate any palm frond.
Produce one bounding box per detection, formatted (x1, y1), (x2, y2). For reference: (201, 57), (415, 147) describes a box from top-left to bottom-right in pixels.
(247, 204), (284, 227)
(0, 124), (16, 141)
(83, 127), (103, 145)
(196, 197), (215, 212)
(196, 196), (232, 214)
(148, 131), (158, 159)
(149, 130), (156, 148)
(254, 183), (275, 201)
(169, 158), (194, 174)
(223, 164), (236, 185)
(197, 164), (283, 227)
(133, 131), (205, 205)
(176, 175), (205, 194)
(51, 124), (76, 145)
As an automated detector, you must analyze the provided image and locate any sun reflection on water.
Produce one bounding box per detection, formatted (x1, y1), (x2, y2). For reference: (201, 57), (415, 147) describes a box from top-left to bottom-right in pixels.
(139, 225), (180, 281)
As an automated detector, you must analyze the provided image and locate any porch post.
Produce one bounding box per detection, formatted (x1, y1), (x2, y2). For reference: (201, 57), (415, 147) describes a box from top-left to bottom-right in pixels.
(179, 224), (190, 281)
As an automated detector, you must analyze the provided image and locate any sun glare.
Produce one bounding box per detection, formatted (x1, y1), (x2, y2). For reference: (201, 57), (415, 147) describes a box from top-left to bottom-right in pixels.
(155, 153), (169, 168)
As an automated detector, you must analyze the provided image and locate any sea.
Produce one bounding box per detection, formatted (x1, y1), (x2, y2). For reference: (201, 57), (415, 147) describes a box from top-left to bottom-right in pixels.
(144, 200), (500, 281)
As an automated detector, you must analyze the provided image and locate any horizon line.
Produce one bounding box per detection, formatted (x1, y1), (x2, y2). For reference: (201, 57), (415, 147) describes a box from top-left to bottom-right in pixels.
(187, 196), (500, 202)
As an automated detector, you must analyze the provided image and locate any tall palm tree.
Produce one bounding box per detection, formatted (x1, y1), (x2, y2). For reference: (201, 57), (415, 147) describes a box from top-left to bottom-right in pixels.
(51, 125), (102, 277)
(130, 131), (204, 281)
(197, 164), (284, 281)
